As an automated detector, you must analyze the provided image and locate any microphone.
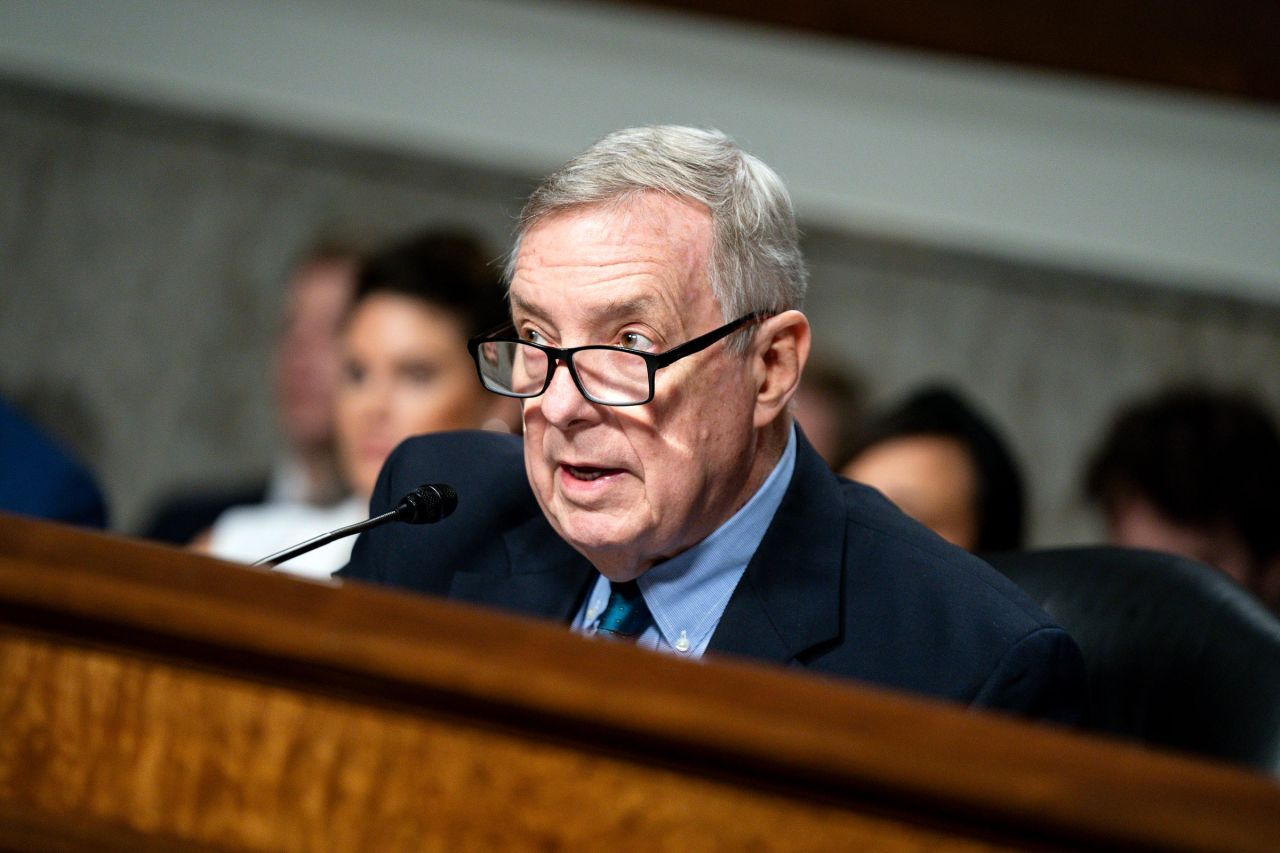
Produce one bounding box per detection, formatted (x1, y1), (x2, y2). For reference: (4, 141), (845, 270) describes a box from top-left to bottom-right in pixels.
(391, 482), (458, 524)
(253, 483), (458, 568)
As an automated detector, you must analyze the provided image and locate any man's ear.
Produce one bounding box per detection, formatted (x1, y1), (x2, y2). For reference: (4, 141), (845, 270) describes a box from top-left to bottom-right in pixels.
(752, 310), (811, 429)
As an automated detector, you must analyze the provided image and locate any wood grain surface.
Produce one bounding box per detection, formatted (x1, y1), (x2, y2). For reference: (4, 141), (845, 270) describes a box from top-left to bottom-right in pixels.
(0, 632), (1017, 852)
(2, 513), (1279, 851)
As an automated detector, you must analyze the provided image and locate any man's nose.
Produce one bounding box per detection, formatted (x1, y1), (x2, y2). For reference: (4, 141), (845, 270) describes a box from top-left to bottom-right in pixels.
(537, 358), (597, 428)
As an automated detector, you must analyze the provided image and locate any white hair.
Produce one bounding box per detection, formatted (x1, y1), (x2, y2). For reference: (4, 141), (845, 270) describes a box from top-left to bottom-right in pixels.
(507, 126), (807, 348)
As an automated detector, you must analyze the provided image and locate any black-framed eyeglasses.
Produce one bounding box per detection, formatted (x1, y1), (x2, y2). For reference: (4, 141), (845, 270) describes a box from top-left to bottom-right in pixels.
(467, 312), (769, 406)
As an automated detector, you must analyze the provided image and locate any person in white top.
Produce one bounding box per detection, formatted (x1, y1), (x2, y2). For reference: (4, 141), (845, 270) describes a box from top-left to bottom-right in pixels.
(204, 230), (517, 578)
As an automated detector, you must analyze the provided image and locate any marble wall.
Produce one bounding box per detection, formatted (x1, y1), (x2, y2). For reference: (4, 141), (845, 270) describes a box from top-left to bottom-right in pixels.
(3, 77), (1277, 543)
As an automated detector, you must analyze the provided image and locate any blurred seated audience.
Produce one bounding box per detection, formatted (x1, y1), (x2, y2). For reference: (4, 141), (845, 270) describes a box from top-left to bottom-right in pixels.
(1084, 385), (1280, 612)
(841, 386), (1026, 553)
(790, 356), (867, 469)
(199, 229), (513, 577)
(0, 394), (108, 528)
(142, 235), (363, 543)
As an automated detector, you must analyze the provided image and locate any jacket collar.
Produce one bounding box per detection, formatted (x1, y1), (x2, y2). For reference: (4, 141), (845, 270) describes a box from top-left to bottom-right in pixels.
(708, 428), (847, 664)
(448, 427), (847, 666)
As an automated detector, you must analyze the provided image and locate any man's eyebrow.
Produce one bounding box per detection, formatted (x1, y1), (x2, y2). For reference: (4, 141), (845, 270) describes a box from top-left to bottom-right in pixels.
(510, 294), (658, 324)
(508, 292), (543, 320)
(589, 296), (657, 322)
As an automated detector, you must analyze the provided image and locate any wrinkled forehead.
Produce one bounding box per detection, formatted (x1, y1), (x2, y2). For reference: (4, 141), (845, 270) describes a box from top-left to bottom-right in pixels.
(513, 195), (713, 295)
(506, 196), (723, 342)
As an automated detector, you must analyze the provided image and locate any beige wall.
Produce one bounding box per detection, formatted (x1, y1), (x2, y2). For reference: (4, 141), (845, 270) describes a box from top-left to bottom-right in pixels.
(2, 0), (1277, 304)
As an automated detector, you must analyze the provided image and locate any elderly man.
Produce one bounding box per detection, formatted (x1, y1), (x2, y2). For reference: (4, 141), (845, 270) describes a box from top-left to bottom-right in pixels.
(341, 126), (1084, 721)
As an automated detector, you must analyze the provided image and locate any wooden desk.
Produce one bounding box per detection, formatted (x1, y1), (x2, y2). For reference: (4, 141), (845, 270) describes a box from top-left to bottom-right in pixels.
(1, 512), (1277, 851)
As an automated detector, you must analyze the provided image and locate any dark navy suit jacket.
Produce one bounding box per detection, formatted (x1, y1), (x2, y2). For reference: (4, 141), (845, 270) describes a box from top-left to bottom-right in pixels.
(340, 429), (1085, 722)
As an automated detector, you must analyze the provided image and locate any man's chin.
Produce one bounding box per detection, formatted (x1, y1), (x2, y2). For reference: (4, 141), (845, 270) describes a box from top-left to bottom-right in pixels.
(556, 517), (634, 551)
(547, 506), (642, 565)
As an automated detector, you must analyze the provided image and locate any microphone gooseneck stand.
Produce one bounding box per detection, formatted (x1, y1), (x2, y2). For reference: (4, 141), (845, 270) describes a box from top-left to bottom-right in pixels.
(253, 483), (458, 568)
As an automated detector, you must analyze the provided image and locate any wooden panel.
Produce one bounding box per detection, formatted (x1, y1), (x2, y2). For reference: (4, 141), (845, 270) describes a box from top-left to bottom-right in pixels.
(612, 0), (1280, 104)
(2, 513), (1280, 851)
(0, 631), (1015, 852)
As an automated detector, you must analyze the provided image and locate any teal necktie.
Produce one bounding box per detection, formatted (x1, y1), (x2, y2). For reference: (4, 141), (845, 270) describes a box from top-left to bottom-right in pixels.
(595, 580), (652, 640)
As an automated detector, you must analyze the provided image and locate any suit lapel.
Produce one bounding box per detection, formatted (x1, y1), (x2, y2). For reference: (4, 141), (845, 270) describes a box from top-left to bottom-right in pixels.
(709, 431), (846, 665)
(448, 510), (596, 622)
(444, 428), (846, 656)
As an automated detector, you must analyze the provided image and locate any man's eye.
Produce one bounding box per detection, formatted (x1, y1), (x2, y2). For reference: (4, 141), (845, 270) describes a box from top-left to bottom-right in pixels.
(619, 331), (655, 352)
(522, 328), (545, 345)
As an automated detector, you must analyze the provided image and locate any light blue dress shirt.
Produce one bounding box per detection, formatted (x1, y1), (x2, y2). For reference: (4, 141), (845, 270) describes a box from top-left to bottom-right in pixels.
(573, 425), (798, 658)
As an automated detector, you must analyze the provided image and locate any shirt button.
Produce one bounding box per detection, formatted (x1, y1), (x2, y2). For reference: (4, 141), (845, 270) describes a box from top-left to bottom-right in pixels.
(674, 631), (691, 653)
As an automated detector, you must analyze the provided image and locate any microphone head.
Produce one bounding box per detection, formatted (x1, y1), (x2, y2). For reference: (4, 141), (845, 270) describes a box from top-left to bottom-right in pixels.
(394, 483), (459, 524)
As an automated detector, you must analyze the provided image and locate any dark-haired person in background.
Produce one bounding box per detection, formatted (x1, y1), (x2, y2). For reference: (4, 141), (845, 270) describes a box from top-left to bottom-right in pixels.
(1085, 385), (1280, 611)
(198, 230), (514, 577)
(841, 386), (1025, 553)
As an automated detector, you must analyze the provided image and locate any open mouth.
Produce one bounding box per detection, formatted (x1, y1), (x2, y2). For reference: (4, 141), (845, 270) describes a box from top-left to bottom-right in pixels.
(562, 464), (623, 482)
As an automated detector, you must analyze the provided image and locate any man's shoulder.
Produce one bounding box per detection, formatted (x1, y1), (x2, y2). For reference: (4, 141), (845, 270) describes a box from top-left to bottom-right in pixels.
(836, 476), (1054, 631)
(339, 430), (547, 593)
(807, 473), (1084, 721)
(381, 430), (527, 491)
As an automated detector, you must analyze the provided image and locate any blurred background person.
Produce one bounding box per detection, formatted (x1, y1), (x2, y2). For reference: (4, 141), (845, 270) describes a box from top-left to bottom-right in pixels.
(1084, 385), (1280, 611)
(0, 393), (108, 528)
(142, 235), (364, 544)
(791, 356), (868, 469)
(841, 386), (1026, 554)
(199, 229), (513, 577)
